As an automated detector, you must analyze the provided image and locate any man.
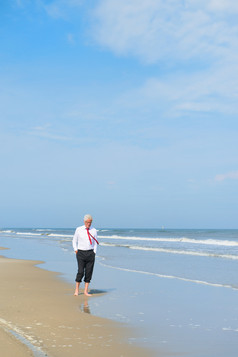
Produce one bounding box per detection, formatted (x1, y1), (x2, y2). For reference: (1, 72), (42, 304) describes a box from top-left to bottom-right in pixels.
(72, 214), (99, 296)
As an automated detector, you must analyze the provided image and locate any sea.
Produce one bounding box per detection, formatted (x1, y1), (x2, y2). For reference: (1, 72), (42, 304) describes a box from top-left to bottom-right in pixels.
(1, 227), (238, 357)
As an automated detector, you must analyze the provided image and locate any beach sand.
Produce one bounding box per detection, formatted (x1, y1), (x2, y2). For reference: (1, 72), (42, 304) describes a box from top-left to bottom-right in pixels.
(0, 252), (156, 357)
(0, 327), (34, 357)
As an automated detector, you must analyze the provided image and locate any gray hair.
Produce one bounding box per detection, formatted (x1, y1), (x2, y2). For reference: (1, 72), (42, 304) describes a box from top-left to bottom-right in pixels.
(84, 214), (93, 221)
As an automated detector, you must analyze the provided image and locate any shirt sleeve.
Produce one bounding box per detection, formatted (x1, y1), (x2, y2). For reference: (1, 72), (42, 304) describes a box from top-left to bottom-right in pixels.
(72, 228), (78, 251)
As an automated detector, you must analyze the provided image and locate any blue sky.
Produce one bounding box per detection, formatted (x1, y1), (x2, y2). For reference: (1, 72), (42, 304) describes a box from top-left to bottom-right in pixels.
(1, 0), (238, 228)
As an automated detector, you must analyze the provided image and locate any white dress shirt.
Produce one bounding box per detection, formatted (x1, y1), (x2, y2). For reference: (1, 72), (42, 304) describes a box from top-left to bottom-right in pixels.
(72, 225), (98, 254)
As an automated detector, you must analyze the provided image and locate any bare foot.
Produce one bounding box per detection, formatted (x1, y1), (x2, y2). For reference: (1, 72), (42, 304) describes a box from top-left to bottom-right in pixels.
(74, 290), (79, 296)
(84, 291), (92, 296)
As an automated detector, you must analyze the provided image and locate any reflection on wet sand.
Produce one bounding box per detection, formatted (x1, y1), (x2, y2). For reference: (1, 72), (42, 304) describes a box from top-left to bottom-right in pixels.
(81, 298), (91, 314)
(80, 290), (107, 314)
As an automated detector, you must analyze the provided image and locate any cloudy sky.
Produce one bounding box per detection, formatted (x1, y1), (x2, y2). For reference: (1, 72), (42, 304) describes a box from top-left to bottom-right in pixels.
(1, 0), (237, 228)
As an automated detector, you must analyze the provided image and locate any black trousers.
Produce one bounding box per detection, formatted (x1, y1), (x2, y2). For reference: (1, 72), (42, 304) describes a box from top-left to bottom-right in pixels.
(75, 250), (95, 283)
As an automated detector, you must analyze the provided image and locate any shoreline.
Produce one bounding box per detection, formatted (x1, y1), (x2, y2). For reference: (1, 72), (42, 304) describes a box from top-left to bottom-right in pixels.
(1, 229), (238, 357)
(0, 249), (156, 357)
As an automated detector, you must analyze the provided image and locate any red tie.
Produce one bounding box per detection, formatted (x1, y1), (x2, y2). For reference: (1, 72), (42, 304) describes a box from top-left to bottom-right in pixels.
(86, 228), (99, 245)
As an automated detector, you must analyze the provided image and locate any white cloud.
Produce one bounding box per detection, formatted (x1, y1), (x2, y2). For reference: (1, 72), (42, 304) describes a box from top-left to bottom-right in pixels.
(91, 0), (238, 63)
(67, 33), (75, 44)
(17, 0), (85, 19)
(28, 124), (72, 141)
(215, 171), (238, 182)
(117, 58), (238, 117)
(33, 124), (51, 131)
(11, 0), (238, 120)
(43, 2), (65, 19)
(107, 181), (117, 189)
(207, 0), (238, 13)
(14, 0), (30, 7)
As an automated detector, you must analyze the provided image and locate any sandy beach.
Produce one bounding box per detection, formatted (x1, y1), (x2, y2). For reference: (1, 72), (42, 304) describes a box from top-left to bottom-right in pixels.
(1, 228), (238, 357)
(0, 251), (155, 357)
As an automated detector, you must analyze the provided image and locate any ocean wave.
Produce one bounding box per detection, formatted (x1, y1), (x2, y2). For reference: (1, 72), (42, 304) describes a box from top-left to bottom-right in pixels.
(35, 229), (54, 232)
(222, 327), (238, 333)
(1, 230), (74, 239)
(16, 232), (42, 236)
(98, 235), (238, 247)
(10, 231), (73, 239)
(48, 233), (73, 238)
(0, 230), (15, 233)
(98, 259), (238, 290)
(100, 242), (238, 260)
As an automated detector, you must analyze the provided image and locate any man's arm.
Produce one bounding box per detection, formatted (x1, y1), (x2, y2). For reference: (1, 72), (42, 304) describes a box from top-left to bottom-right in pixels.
(72, 228), (78, 252)
(93, 229), (98, 254)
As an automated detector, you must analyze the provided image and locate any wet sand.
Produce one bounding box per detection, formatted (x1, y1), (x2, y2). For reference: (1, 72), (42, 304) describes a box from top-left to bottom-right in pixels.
(0, 327), (34, 357)
(0, 252), (156, 357)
